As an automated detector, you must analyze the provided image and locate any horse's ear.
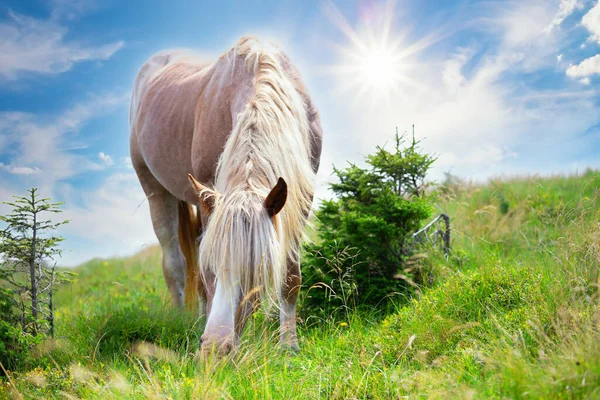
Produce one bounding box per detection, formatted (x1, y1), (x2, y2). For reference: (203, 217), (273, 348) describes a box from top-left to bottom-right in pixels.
(264, 177), (287, 217)
(188, 174), (216, 214)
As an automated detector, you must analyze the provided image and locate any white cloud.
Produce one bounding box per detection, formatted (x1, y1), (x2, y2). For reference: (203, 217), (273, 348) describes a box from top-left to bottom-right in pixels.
(547, 0), (583, 31)
(566, 54), (600, 77)
(122, 156), (133, 169)
(487, 0), (554, 47)
(557, 54), (563, 62)
(0, 184), (19, 217)
(582, 2), (600, 43)
(62, 174), (150, 240)
(98, 152), (113, 166)
(0, 162), (41, 175)
(477, 0), (565, 73)
(438, 145), (518, 168)
(563, 3), (600, 81)
(442, 49), (470, 93)
(0, 10), (124, 80)
(59, 173), (155, 266)
(50, 0), (96, 20)
(0, 112), (30, 153)
(0, 93), (128, 193)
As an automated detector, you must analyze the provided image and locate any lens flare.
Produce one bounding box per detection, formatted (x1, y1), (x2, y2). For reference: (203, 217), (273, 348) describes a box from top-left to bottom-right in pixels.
(322, 0), (436, 108)
(360, 46), (398, 89)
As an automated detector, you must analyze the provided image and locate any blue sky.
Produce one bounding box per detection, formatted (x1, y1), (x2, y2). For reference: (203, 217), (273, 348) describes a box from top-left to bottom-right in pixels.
(1, 0), (599, 265)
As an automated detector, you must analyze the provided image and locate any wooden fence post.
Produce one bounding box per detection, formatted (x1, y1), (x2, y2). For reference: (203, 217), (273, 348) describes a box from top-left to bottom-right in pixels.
(440, 213), (450, 255)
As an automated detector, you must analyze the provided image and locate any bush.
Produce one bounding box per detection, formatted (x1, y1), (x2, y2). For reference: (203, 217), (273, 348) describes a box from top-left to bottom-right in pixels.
(0, 287), (41, 373)
(301, 131), (434, 319)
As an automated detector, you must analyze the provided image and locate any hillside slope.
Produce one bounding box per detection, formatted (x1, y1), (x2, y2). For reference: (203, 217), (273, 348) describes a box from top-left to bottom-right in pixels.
(3, 171), (600, 399)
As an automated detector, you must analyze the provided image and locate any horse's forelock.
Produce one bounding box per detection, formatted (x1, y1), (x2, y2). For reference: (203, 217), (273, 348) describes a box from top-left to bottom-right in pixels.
(199, 191), (285, 304)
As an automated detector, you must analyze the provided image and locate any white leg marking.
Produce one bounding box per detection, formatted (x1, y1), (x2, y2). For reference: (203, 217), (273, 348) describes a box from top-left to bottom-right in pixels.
(280, 301), (299, 351)
(201, 281), (236, 353)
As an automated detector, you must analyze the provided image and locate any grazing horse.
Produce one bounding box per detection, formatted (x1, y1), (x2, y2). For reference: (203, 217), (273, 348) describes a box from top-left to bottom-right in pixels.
(129, 37), (322, 353)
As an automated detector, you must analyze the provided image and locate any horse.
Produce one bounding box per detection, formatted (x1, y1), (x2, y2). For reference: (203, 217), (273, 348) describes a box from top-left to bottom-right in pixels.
(129, 37), (323, 354)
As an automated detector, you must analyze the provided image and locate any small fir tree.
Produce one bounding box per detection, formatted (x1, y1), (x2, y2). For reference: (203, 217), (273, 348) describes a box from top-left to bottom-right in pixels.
(302, 129), (435, 318)
(0, 188), (71, 337)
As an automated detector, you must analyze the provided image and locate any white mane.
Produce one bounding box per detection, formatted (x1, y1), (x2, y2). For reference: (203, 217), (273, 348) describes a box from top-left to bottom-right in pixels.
(198, 37), (316, 304)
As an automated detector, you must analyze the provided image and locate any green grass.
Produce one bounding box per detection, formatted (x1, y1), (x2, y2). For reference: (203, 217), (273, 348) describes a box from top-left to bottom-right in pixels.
(2, 170), (600, 399)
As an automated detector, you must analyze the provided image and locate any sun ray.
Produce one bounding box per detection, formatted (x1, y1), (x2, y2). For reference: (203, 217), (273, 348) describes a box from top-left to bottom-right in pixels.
(321, 0), (439, 108)
(395, 31), (445, 60)
(321, 1), (369, 53)
(381, 0), (395, 46)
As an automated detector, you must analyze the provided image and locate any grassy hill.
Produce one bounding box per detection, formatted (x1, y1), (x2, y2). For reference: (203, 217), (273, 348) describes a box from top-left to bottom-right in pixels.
(3, 171), (600, 399)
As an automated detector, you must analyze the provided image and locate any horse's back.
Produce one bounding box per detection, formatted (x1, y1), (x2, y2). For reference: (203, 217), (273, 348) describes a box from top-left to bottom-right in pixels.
(130, 40), (323, 204)
(131, 51), (171, 125)
(130, 50), (215, 203)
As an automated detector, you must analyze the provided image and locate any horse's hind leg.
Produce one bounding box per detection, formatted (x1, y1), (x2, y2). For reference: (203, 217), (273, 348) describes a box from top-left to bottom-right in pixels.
(135, 165), (187, 307)
(280, 257), (301, 352)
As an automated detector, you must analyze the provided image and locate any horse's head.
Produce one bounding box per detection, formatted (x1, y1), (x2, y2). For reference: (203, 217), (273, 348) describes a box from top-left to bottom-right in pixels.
(188, 174), (288, 355)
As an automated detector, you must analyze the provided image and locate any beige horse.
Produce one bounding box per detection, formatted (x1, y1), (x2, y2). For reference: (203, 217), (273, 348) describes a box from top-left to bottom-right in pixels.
(129, 37), (322, 353)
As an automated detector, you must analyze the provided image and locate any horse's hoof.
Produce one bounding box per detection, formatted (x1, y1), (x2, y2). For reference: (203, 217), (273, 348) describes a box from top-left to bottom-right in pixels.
(280, 344), (300, 355)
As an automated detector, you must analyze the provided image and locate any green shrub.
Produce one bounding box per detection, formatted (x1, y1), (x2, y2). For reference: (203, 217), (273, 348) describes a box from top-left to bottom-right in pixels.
(302, 131), (434, 319)
(0, 287), (41, 373)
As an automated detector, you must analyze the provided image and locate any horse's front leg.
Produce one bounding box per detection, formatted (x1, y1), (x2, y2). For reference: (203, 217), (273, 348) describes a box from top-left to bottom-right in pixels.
(134, 163), (186, 307)
(280, 258), (301, 352)
(200, 280), (237, 355)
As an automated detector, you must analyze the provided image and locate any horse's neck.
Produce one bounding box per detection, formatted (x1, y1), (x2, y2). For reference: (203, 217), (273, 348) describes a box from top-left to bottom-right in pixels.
(212, 46), (312, 203)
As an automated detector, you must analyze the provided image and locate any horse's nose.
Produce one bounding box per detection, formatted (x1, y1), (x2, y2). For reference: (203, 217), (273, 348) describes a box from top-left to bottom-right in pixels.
(222, 341), (233, 354)
(199, 335), (233, 356)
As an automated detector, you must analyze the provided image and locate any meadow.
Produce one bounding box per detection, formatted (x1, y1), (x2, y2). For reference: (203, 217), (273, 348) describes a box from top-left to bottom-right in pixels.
(2, 171), (600, 399)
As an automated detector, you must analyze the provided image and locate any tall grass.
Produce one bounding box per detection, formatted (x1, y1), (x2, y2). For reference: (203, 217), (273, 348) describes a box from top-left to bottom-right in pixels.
(2, 171), (600, 399)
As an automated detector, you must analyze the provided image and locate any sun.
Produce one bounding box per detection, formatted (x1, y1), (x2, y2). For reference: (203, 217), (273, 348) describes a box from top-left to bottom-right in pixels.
(322, 1), (433, 107)
(356, 42), (406, 94)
